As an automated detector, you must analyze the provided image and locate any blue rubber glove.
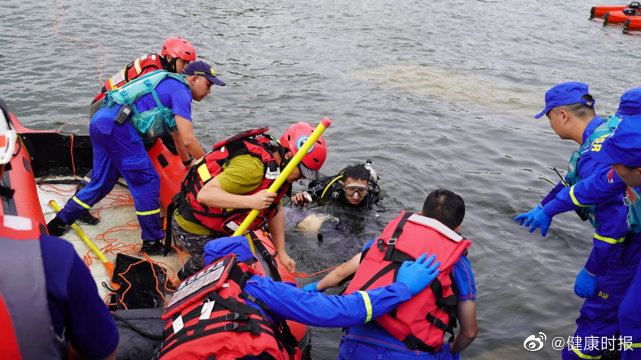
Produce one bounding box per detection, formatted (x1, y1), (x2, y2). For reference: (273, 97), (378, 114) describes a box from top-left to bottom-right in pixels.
(302, 281), (323, 293)
(397, 253), (441, 296)
(514, 204), (543, 226)
(528, 209), (552, 237)
(574, 268), (597, 298)
(441, 342), (460, 360)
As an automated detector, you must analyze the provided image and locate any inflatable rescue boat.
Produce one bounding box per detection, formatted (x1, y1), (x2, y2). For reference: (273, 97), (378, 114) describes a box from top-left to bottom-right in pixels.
(591, 2), (641, 31)
(5, 113), (310, 359)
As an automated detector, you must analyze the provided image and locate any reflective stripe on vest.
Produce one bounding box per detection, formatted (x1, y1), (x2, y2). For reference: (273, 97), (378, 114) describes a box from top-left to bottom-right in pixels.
(102, 54), (164, 93)
(566, 115), (621, 229)
(105, 70), (189, 141)
(0, 215), (63, 360)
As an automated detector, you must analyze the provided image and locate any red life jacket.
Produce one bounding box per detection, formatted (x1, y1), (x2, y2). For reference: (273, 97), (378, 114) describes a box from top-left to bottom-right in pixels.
(157, 253), (301, 360)
(177, 128), (290, 235)
(344, 211), (472, 353)
(0, 215), (64, 359)
(93, 54), (166, 102)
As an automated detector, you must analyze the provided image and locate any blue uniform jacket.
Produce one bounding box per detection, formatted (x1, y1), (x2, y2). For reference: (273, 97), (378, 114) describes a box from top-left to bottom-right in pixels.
(540, 117), (628, 275)
(41, 235), (119, 359)
(245, 276), (412, 327)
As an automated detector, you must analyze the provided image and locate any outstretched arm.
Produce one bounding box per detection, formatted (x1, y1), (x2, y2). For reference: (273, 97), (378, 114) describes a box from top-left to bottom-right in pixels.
(305, 253), (361, 292)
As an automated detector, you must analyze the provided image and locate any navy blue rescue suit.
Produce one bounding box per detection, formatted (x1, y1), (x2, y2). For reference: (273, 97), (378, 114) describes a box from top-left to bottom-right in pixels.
(55, 77), (193, 242)
(538, 116), (641, 359)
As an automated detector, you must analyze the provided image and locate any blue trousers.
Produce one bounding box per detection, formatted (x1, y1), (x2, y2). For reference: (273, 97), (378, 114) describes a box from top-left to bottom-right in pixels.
(620, 260), (641, 360)
(57, 105), (163, 241)
(562, 240), (641, 360)
(337, 338), (456, 360)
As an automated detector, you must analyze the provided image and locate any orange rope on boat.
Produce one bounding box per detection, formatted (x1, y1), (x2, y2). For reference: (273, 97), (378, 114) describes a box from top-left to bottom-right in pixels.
(70, 133), (77, 179)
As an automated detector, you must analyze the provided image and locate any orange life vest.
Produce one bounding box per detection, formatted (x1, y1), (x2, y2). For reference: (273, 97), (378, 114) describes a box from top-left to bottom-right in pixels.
(93, 54), (166, 102)
(177, 128), (289, 235)
(344, 211), (471, 353)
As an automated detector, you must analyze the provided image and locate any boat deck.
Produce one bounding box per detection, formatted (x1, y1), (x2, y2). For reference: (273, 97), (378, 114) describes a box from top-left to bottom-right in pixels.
(37, 177), (186, 300)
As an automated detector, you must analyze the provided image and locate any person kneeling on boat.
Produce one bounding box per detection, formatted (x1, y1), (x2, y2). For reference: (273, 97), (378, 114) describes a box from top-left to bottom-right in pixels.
(156, 235), (440, 360)
(0, 99), (119, 360)
(171, 122), (327, 278)
(302, 189), (477, 360)
(47, 61), (226, 256)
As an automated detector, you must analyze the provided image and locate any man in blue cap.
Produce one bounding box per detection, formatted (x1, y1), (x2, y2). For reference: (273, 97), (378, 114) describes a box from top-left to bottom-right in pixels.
(156, 236), (442, 359)
(589, 116), (641, 359)
(524, 87), (641, 217)
(514, 82), (633, 360)
(47, 61), (225, 255)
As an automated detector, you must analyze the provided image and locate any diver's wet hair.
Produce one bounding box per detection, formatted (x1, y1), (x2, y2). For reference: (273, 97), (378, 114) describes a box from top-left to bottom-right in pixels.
(341, 164), (370, 181)
(422, 189), (465, 230)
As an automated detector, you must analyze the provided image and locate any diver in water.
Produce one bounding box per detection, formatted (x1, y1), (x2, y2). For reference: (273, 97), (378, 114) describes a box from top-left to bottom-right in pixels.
(287, 161), (381, 236)
(291, 161), (380, 210)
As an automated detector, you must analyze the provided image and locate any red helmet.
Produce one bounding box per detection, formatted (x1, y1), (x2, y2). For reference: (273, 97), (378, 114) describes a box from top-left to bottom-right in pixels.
(161, 37), (196, 62)
(280, 122), (327, 179)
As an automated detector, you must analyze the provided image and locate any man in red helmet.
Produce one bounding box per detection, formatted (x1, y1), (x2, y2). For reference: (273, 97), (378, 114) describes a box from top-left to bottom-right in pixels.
(171, 122), (327, 278)
(89, 36), (197, 118)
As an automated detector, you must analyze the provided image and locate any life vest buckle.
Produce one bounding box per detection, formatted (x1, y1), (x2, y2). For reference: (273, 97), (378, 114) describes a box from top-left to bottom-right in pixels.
(224, 322), (239, 331)
(226, 312), (240, 321)
(387, 237), (397, 245)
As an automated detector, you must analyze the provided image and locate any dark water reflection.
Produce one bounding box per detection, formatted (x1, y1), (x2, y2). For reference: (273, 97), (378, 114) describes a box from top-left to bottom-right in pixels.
(2, 0), (640, 358)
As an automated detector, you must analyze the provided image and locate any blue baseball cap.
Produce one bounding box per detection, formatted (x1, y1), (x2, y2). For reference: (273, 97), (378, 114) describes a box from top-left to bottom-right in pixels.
(616, 87), (641, 117)
(534, 82), (594, 119)
(183, 61), (226, 86)
(591, 118), (641, 167)
(203, 236), (255, 265)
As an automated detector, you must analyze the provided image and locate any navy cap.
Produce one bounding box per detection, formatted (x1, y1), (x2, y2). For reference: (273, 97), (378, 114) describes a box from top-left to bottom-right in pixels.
(534, 82), (594, 119)
(616, 87), (641, 117)
(592, 117), (641, 167)
(183, 61), (226, 86)
(203, 236), (255, 265)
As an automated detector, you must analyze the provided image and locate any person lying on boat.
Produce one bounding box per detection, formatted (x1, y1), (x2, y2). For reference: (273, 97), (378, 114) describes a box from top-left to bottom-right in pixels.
(89, 36), (197, 118)
(291, 161), (380, 210)
(155, 235), (441, 359)
(301, 189), (477, 360)
(170, 122), (327, 279)
(47, 61), (226, 256)
(0, 99), (119, 360)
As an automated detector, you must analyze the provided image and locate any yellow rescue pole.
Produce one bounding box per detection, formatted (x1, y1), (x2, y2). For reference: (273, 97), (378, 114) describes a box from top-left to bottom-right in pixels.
(49, 200), (118, 289)
(232, 117), (332, 239)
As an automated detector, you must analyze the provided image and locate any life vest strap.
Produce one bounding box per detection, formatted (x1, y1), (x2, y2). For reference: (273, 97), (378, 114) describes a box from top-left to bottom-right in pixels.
(402, 333), (437, 353)
(383, 212), (413, 261)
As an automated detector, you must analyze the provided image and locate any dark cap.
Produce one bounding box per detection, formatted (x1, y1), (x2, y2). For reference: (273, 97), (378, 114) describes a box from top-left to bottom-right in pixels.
(183, 61), (225, 86)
